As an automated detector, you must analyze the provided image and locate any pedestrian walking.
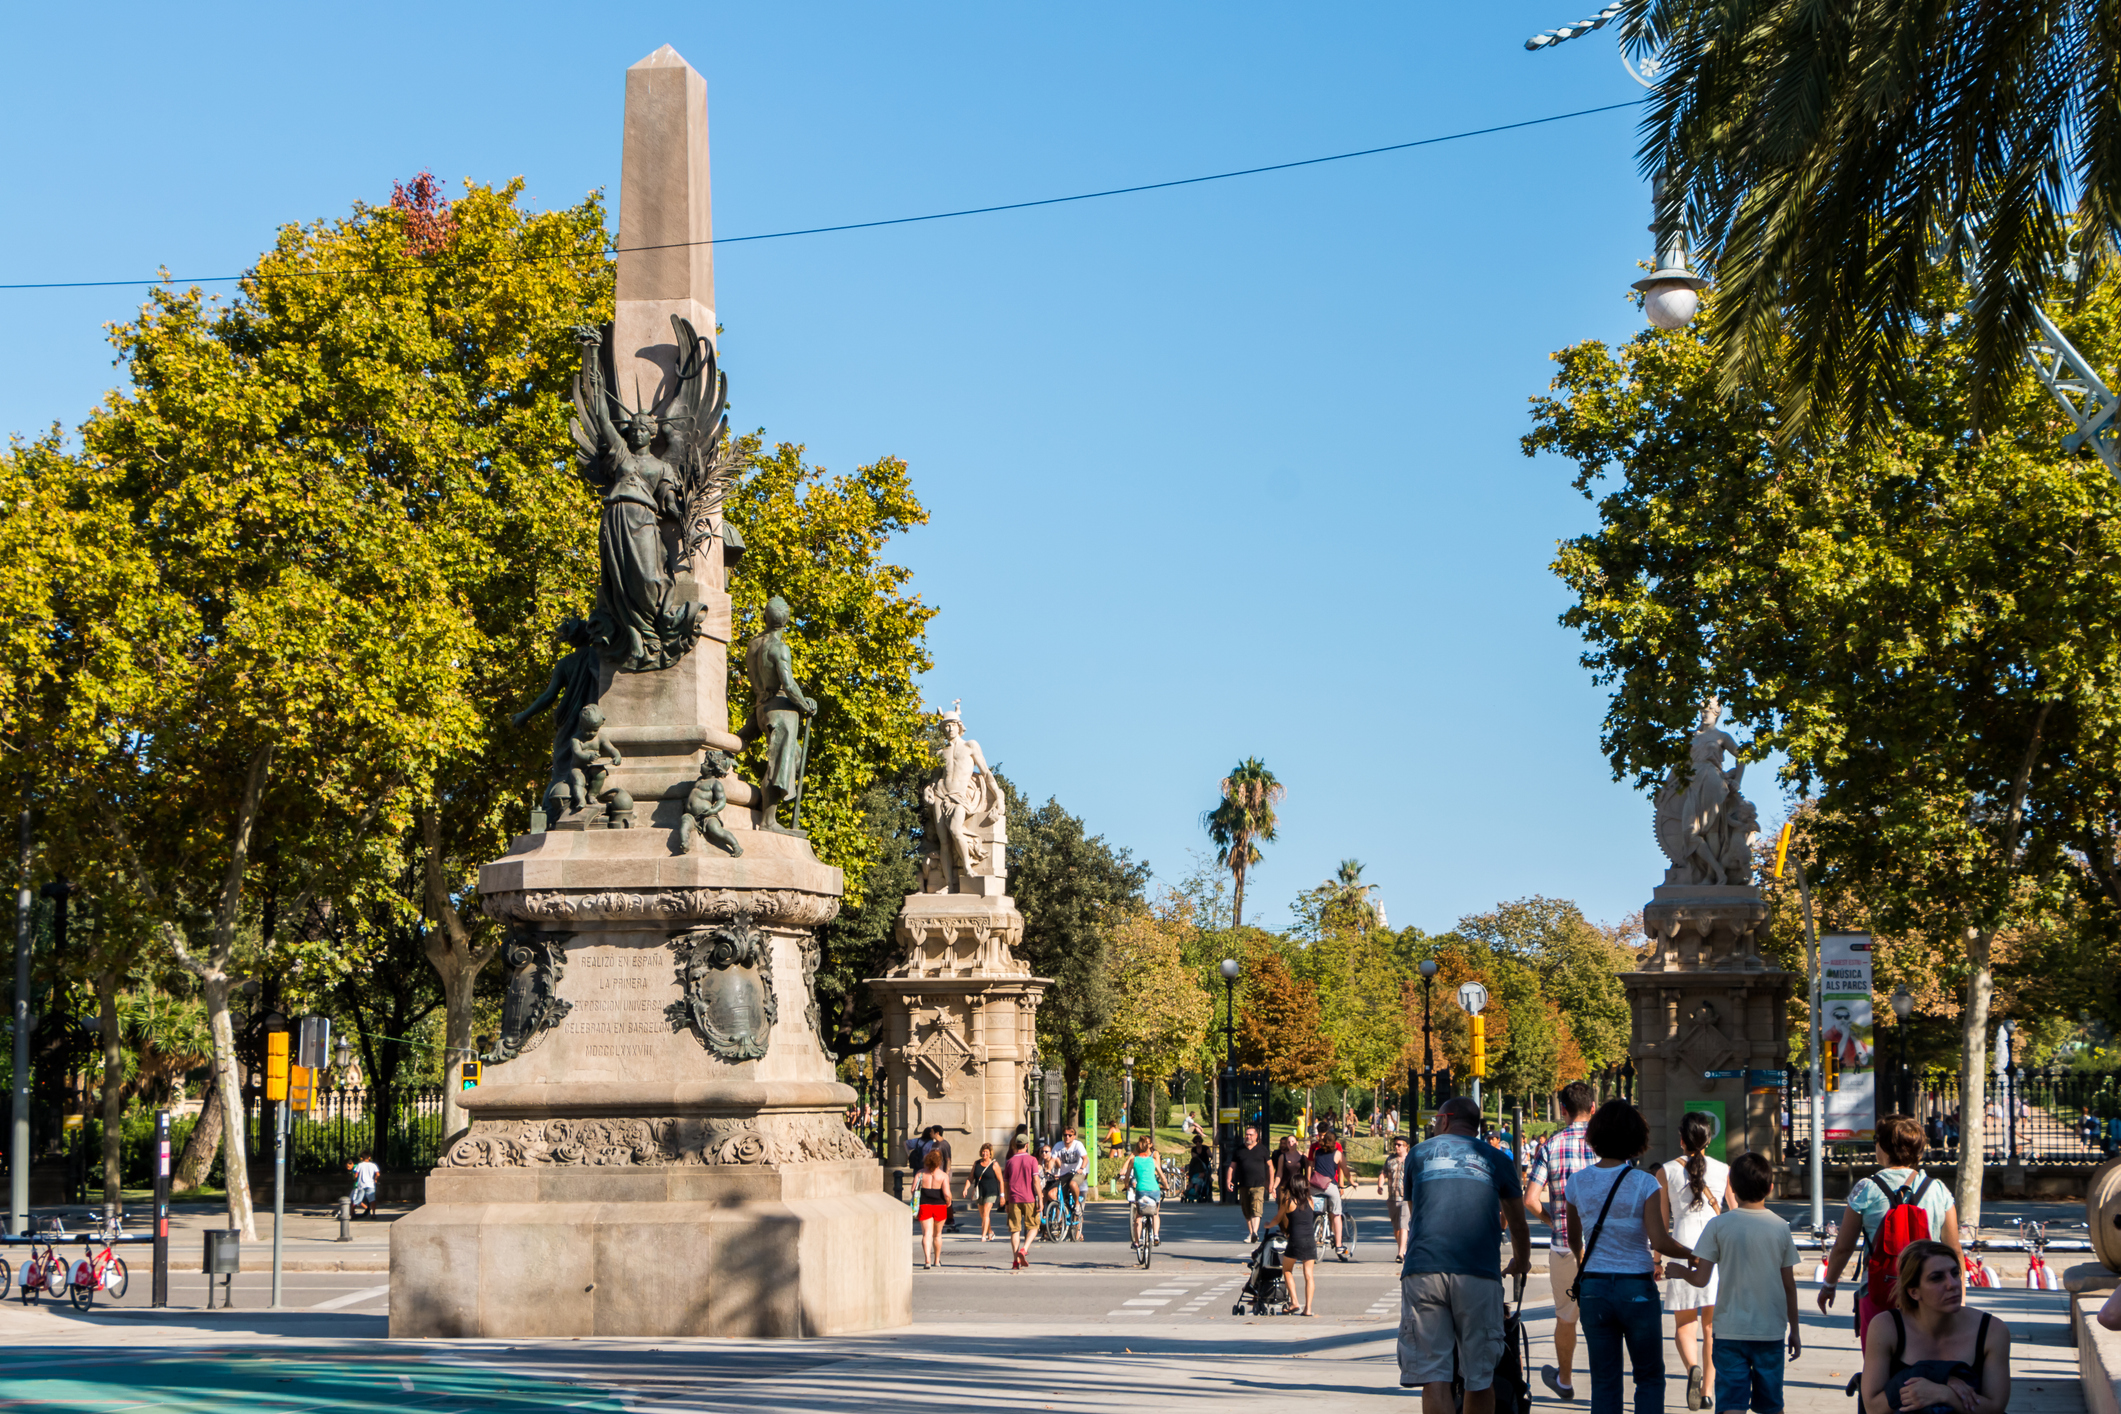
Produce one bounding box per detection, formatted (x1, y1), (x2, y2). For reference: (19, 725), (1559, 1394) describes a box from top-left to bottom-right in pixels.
(927, 1126), (961, 1233)
(1398, 1096), (1533, 1408)
(914, 1147), (950, 1269)
(349, 1153), (380, 1219)
(1527, 1080), (1597, 1403)
(1226, 1123), (1271, 1242)
(1278, 1153), (1318, 1315)
(1660, 1112), (1734, 1410)
(1377, 1132), (1411, 1261)
(1817, 1114), (1965, 1345)
(966, 1142), (1002, 1241)
(1673, 1153), (1802, 1414)
(1565, 1100), (1698, 1414)
(1003, 1134), (1041, 1270)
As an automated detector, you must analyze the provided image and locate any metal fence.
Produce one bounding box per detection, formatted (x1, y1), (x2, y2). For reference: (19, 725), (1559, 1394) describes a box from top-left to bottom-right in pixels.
(247, 1085), (450, 1175)
(1785, 1067), (2121, 1166)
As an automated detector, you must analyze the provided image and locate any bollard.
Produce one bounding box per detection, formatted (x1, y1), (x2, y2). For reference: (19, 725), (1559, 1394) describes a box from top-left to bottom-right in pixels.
(336, 1197), (352, 1243)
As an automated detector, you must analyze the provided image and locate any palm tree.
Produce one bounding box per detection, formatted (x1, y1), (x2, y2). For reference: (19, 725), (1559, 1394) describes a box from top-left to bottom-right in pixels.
(1328, 858), (1379, 928)
(1623, 0), (2116, 440)
(1202, 758), (1284, 929)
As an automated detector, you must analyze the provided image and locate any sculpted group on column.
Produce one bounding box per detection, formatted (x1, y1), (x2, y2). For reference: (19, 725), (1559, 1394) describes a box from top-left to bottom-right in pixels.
(869, 707), (1049, 1181)
(388, 45), (907, 1341)
(1626, 699), (1796, 1171)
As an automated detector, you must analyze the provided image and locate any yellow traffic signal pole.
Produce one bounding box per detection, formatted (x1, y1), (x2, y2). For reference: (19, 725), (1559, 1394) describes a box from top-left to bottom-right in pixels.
(265, 1028), (290, 1309)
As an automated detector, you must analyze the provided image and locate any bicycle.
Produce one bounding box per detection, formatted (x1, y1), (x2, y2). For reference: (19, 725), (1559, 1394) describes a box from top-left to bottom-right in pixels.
(1312, 1191), (1359, 1260)
(1129, 1194), (1159, 1269)
(1039, 1181), (1084, 1243)
(16, 1230), (70, 1305)
(68, 1220), (130, 1310)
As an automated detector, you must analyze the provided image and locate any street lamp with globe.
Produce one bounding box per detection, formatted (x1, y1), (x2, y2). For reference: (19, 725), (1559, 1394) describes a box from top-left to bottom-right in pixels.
(1418, 959), (1439, 1111)
(1890, 984), (1915, 1117)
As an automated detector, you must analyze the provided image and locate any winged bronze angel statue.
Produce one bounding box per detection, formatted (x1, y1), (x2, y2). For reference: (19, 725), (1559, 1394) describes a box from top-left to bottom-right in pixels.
(568, 316), (746, 671)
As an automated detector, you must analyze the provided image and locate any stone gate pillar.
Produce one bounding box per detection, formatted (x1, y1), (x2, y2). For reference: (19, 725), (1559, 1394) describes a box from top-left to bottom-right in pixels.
(1628, 702), (1799, 1171)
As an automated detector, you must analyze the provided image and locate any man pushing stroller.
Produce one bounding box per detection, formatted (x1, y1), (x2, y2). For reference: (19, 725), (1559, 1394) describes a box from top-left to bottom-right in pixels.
(1398, 1097), (1533, 1405)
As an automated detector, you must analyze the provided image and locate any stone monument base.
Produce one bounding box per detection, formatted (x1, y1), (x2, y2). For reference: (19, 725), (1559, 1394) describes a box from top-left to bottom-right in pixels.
(389, 1158), (907, 1337)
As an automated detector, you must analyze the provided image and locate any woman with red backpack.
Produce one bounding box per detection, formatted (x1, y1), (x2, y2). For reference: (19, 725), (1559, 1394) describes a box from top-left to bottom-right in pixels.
(1818, 1114), (1967, 1343)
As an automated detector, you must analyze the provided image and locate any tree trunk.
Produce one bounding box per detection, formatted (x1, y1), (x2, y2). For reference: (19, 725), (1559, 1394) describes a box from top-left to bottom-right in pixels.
(203, 973), (256, 1239)
(1232, 862), (1247, 931)
(172, 1079), (223, 1192)
(1954, 925), (1993, 1228)
(420, 809), (496, 1144)
(97, 969), (122, 1209)
(1955, 702), (2048, 1230)
(1062, 1054), (1083, 1132)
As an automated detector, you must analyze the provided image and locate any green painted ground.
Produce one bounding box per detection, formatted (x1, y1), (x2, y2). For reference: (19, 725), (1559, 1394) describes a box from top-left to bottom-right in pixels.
(0, 1348), (627, 1413)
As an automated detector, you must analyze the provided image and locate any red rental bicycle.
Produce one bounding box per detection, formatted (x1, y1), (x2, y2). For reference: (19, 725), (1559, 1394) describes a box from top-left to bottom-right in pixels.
(68, 1224), (129, 1310)
(17, 1232), (69, 1305)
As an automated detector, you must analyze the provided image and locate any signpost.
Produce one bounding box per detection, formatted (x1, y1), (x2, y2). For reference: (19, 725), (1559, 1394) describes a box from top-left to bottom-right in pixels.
(264, 1026), (289, 1310)
(151, 1110), (170, 1307)
(1457, 982), (1489, 1108)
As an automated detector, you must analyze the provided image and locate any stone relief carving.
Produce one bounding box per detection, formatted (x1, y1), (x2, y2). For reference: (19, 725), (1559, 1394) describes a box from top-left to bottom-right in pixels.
(440, 1112), (874, 1168)
(666, 915), (777, 1062)
(483, 926), (572, 1064)
(483, 886), (840, 930)
(800, 932), (821, 1040)
(1653, 698), (1761, 887)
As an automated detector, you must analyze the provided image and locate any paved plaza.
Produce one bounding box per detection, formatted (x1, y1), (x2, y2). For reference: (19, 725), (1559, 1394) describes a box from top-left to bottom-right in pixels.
(0, 1197), (2088, 1412)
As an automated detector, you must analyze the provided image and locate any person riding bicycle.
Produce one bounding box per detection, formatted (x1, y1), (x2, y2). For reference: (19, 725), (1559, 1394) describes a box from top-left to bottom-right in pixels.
(1308, 1122), (1351, 1260)
(1125, 1135), (1164, 1246)
(1052, 1126), (1088, 1209)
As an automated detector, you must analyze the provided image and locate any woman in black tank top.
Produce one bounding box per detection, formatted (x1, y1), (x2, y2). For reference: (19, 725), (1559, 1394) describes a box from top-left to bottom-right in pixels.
(1859, 1240), (2012, 1414)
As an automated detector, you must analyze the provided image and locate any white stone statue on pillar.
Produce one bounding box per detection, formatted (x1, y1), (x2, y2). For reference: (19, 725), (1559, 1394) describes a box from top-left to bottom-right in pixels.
(920, 703), (1006, 895)
(1654, 697), (1760, 887)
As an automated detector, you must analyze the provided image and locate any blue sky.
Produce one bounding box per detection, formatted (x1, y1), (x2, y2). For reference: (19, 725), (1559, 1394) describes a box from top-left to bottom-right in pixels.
(0, 3), (1774, 934)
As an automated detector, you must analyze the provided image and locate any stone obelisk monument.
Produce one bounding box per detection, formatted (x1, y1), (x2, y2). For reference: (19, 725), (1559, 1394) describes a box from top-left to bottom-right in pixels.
(1624, 700), (1796, 1171)
(389, 45), (909, 1339)
(867, 707), (1048, 1182)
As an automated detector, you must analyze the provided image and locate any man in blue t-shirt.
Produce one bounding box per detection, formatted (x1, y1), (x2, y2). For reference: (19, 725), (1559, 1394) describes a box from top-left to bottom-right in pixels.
(1398, 1096), (1531, 1409)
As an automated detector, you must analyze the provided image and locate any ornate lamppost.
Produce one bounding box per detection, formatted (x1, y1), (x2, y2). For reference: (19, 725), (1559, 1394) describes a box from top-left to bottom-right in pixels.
(1891, 984), (1915, 1117)
(1418, 958), (1438, 1111)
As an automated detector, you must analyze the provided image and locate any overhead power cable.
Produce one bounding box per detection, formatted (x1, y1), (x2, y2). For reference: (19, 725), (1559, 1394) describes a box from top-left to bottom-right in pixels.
(0, 98), (1642, 293)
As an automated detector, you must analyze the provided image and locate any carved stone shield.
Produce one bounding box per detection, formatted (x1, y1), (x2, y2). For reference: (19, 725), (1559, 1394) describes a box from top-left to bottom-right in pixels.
(485, 926), (572, 1064)
(667, 915), (777, 1062)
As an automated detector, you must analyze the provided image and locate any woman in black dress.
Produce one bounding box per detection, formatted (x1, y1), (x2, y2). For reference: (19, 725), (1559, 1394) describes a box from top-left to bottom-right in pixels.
(1280, 1161), (1318, 1315)
(965, 1143), (1003, 1241)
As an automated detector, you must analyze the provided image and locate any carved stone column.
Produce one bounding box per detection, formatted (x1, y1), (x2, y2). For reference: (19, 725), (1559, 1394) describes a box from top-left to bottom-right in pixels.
(868, 893), (1049, 1183)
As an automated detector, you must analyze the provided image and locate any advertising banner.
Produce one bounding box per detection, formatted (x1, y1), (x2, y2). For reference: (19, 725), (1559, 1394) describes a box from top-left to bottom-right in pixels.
(1821, 932), (1877, 1142)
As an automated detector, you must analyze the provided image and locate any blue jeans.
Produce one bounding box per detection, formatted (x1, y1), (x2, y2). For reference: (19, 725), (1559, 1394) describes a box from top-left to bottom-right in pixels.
(1713, 1340), (1785, 1414)
(1578, 1274), (1664, 1414)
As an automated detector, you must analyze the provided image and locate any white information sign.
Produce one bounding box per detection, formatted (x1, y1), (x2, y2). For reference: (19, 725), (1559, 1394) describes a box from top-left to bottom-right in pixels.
(1456, 981), (1488, 1015)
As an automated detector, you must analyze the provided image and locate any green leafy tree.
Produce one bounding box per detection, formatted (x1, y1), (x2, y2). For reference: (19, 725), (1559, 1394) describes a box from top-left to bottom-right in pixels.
(1202, 758), (1284, 929)
(1630, 0), (2116, 439)
(1528, 273), (2121, 1223)
(1235, 940), (1335, 1090)
(1457, 897), (1634, 1074)
(1004, 783), (1150, 1125)
(723, 439), (936, 902)
(1087, 893), (1214, 1084)
(810, 767), (927, 1058)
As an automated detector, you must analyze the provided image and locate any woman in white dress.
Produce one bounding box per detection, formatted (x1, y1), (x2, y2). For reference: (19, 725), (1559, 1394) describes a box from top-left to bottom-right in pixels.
(1659, 1112), (1733, 1411)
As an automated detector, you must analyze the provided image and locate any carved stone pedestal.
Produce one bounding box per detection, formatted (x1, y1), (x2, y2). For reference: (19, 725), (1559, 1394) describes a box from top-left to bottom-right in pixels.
(1625, 884), (1798, 1170)
(867, 893), (1048, 1179)
(388, 827), (909, 1338)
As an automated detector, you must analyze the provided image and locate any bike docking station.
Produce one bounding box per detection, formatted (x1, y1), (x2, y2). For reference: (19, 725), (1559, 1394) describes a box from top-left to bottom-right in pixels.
(386, 46), (907, 1340)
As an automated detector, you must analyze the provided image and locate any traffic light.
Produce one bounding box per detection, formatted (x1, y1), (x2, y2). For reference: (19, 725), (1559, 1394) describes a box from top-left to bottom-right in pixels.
(1824, 1046), (1839, 1094)
(265, 1030), (290, 1102)
(1470, 1016), (1487, 1079)
(289, 1064), (313, 1113)
(460, 1059), (482, 1091)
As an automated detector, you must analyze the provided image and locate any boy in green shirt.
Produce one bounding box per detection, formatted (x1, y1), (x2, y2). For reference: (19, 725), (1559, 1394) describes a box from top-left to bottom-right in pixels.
(1677, 1152), (1802, 1413)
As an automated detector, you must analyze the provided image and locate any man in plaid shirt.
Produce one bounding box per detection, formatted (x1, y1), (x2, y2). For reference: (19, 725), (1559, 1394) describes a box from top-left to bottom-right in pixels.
(1524, 1081), (1595, 1402)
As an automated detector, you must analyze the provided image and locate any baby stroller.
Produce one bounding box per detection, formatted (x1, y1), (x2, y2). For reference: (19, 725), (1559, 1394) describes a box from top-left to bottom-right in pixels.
(1183, 1163), (1212, 1203)
(1450, 1271), (1532, 1414)
(1233, 1227), (1298, 1315)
